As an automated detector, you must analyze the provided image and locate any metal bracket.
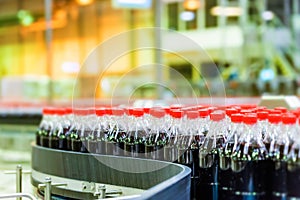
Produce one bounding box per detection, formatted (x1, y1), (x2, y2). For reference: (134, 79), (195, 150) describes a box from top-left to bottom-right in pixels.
(93, 184), (122, 199)
(38, 177), (67, 200)
(4, 165), (31, 200)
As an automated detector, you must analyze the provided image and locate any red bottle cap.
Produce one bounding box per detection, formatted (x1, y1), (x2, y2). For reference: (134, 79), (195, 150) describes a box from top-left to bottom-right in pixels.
(231, 113), (243, 123)
(269, 109), (282, 114)
(73, 108), (89, 116)
(143, 107), (150, 114)
(198, 109), (209, 118)
(55, 108), (66, 116)
(240, 104), (257, 109)
(163, 107), (171, 115)
(187, 111), (199, 119)
(105, 107), (113, 115)
(150, 109), (165, 118)
(95, 108), (106, 116)
(243, 114), (257, 125)
(240, 109), (253, 115)
(132, 108), (144, 117)
(210, 111), (225, 121)
(257, 111), (268, 121)
(290, 110), (300, 118)
(170, 110), (183, 119)
(274, 107), (287, 113)
(268, 114), (281, 124)
(65, 107), (73, 114)
(282, 114), (296, 124)
(208, 107), (217, 114)
(42, 107), (55, 115)
(112, 107), (125, 116)
(225, 108), (238, 117)
(125, 107), (134, 116)
(217, 105), (227, 111)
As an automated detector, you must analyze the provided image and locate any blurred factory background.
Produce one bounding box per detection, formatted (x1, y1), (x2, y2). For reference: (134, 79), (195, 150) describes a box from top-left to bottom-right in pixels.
(0, 0), (300, 101)
(1, 0), (300, 198)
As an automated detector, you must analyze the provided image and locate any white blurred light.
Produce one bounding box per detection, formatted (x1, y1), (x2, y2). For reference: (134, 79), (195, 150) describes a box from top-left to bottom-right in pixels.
(262, 11), (274, 21)
(259, 68), (275, 81)
(112, 0), (152, 9)
(62, 62), (80, 73)
(101, 79), (111, 92)
(210, 6), (243, 17)
(180, 11), (195, 21)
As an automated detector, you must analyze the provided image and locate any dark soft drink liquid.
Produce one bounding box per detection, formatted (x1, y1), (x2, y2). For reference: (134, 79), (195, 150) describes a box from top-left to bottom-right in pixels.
(49, 130), (59, 149)
(58, 127), (69, 150)
(70, 130), (81, 152)
(40, 129), (50, 148)
(123, 134), (135, 157)
(115, 131), (127, 156)
(287, 148), (300, 199)
(219, 142), (235, 200)
(198, 150), (219, 200)
(269, 144), (290, 200)
(231, 143), (269, 200)
(36, 129), (43, 146)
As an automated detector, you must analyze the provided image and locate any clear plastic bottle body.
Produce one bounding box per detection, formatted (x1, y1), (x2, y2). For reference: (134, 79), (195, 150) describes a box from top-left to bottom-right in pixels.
(124, 108), (147, 158)
(287, 138), (300, 199)
(231, 114), (269, 200)
(58, 108), (72, 150)
(198, 111), (227, 200)
(145, 109), (167, 160)
(36, 108), (53, 146)
(164, 110), (183, 162)
(110, 108), (127, 156)
(219, 113), (243, 200)
(281, 114), (300, 200)
(40, 109), (55, 148)
(49, 108), (66, 149)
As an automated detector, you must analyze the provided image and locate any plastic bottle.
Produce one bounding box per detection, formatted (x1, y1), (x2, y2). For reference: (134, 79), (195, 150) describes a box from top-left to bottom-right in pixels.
(124, 108), (146, 157)
(231, 114), (269, 200)
(198, 111), (226, 200)
(49, 108), (66, 149)
(287, 128), (300, 199)
(164, 110), (183, 162)
(111, 107), (127, 156)
(40, 107), (55, 148)
(36, 107), (54, 146)
(145, 108), (166, 160)
(60, 107), (72, 150)
(69, 108), (88, 152)
(93, 107), (107, 154)
(183, 110), (201, 200)
(270, 114), (295, 200)
(198, 108), (210, 139)
(257, 111), (269, 139)
(219, 113), (243, 200)
(178, 110), (198, 166)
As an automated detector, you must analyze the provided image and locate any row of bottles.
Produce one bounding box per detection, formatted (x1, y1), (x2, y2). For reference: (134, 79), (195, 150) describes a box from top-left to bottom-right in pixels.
(35, 105), (300, 200)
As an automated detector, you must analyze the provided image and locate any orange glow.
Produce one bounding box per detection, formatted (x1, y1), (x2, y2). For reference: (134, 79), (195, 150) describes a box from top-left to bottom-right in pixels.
(183, 0), (200, 10)
(76, 0), (94, 6)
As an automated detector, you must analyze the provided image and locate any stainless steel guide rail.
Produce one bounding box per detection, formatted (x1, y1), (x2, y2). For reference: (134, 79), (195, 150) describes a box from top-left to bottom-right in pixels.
(31, 145), (191, 199)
